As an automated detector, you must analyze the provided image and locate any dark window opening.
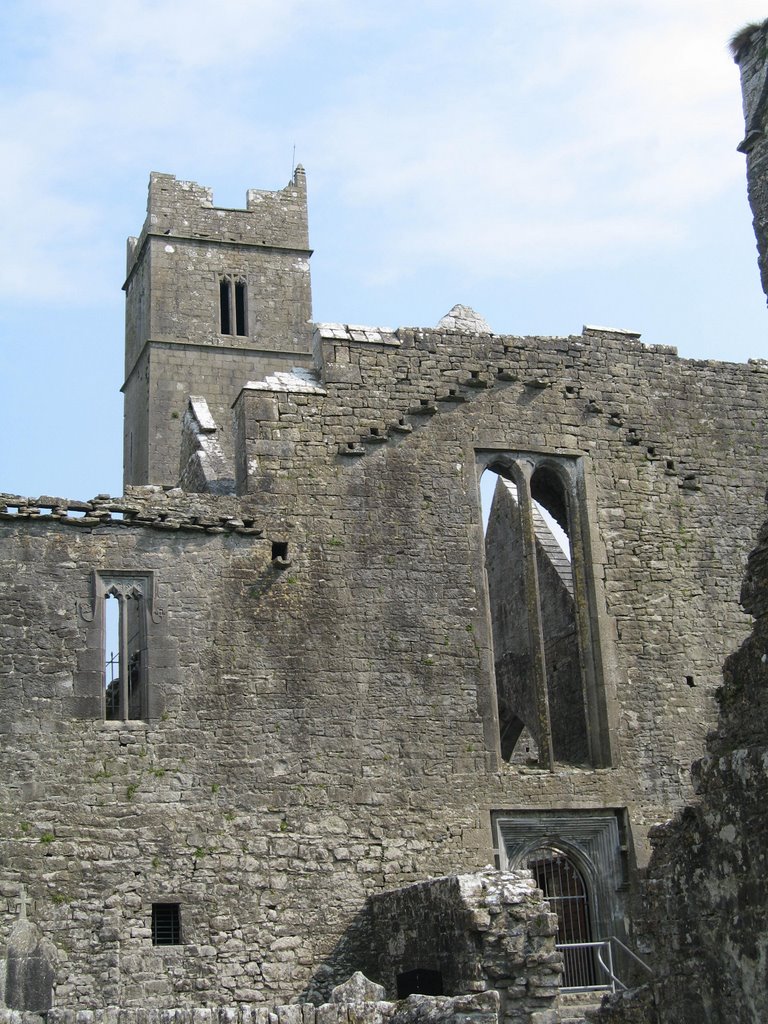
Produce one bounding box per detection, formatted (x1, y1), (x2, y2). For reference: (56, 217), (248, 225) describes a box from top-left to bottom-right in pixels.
(219, 275), (247, 336)
(272, 541), (288, 561)
(685, 675), (695, 687)
(219, 278), (231, 335)
(235, 279), (247, 336)
(396, 969), (443, 998)
(152, 903), (181, 946)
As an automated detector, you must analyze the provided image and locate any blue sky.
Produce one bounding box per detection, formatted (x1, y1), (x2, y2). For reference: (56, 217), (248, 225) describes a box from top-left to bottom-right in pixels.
(0, 0), (766, 500)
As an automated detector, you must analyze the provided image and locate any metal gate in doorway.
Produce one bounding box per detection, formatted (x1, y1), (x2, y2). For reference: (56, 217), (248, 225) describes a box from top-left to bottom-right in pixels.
(527, 848), (596, 989)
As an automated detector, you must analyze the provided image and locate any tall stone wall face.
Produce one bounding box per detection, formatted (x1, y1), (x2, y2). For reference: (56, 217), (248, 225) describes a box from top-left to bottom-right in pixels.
(126, 242), (312, 363)
(2, 319), (768, 1010)
(239, 322), (768, 796)
(595, 522), (768, 1024)
(124, 342), (312, 488)
(586, 26), (768, 1023)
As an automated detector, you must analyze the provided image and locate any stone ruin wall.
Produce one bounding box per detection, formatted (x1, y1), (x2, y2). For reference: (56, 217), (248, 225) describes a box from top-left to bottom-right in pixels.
(589, 20), (768, 1023)
(1, 21), (767, 1017)
(593, 480), (768, 1024)
(359, 871), (562, 1019)
(2, 312), (768, 1010)
(0, 869), (562, 1024)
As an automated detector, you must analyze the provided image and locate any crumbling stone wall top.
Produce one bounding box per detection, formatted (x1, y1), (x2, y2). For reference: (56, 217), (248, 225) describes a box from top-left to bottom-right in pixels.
(0, 490), (265, 537)
(352, 870), (561, 1022)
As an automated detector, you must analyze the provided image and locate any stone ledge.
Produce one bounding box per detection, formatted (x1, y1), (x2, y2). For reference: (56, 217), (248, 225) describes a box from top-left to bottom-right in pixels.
(0, 494), (264, 537)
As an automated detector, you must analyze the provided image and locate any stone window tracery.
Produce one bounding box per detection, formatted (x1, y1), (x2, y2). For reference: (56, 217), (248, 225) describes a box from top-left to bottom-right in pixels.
(480, 451), (613, 769)
(78, 570), (162, 721)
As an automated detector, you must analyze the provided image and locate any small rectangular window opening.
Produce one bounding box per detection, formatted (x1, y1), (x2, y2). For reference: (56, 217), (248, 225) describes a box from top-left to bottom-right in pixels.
(152, 903), (181, 946)
(272, 541), (288, 561)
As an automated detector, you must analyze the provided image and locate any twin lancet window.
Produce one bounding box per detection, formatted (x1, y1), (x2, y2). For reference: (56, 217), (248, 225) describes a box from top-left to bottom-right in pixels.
(219, 274), (247, 336)
(76, 571), (157, 721)
(101, 574), (149, 720)
(480, 453), (611, 769)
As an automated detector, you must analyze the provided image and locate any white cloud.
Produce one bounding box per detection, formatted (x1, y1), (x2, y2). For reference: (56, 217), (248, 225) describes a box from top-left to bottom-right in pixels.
(0, 0), (765, 300)
(0, 0), (367, 300)
(300, 0), (765, 280)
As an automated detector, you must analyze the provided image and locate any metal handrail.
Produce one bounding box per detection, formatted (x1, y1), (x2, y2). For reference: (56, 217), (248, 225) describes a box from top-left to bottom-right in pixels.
(611, 935), (653, 977)
(596, 941), (623, 993)
(556, 940), (619, 993)
(555, 937), (653, 994)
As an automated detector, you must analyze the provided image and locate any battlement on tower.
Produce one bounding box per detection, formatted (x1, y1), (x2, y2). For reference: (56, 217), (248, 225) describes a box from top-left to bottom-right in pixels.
(126, 168), (310, 279)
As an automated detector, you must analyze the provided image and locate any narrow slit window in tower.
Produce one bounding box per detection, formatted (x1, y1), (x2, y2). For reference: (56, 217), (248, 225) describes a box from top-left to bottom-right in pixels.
(219, 277), (232, 335)
(235, 279), (247, 336)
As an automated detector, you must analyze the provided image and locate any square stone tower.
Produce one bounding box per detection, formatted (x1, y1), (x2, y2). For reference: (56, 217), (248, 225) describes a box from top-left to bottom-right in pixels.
(122, 168), (313, 487)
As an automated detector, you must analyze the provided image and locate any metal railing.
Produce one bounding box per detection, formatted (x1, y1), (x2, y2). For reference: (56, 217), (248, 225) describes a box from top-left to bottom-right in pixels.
(556, 938), (653, 993)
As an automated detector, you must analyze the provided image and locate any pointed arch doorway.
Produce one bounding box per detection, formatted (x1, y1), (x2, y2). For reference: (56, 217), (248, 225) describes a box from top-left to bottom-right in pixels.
(494, 810), (629, 991)
(526, 846), (596, 988)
